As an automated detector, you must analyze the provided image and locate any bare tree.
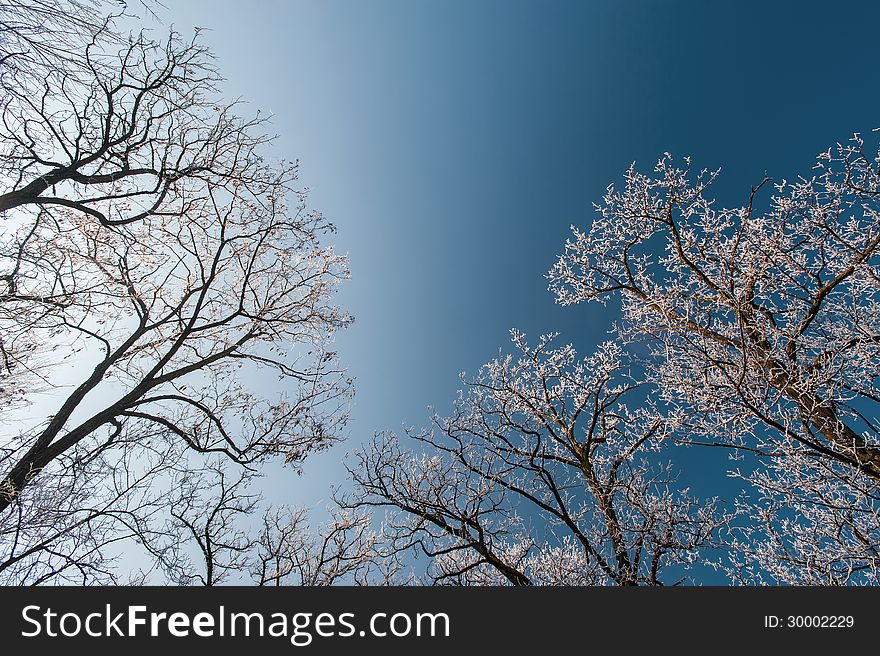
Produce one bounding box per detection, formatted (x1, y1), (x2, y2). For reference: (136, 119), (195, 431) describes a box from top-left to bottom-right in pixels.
(0, 1), (361, 584)
(0, 1), (116, 92)
(0, 2), (262, 227)
(549, 135), (880, 583)
(346, 333), (726, 585)
(143, 464), (384, 587)
(251, 505), (389, 587)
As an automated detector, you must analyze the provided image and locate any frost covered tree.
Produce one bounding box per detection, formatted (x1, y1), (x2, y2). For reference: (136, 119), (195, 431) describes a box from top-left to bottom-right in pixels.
(346, 333), (725, 585)
(549, 135), (880, 583)
(0, 1), (374, 584)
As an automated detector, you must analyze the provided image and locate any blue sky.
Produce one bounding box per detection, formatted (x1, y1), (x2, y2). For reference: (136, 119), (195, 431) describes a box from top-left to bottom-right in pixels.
(165, 0), (880, 513)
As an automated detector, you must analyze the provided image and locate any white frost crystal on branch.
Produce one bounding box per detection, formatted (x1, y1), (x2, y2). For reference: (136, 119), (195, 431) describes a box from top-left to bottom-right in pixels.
(347, 334), (726, 585)
(549, 136), (880, 583)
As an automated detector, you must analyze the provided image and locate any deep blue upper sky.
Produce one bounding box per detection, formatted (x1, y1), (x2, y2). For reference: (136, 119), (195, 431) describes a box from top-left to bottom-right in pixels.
(167, 0), (880, 510)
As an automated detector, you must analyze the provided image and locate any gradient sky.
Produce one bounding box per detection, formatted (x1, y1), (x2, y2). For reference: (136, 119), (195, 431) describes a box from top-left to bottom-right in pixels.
(164, 0), (880, 520)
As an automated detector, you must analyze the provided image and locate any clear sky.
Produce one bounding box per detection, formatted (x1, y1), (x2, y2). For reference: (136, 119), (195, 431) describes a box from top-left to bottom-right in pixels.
(164, 0), (880, 516)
